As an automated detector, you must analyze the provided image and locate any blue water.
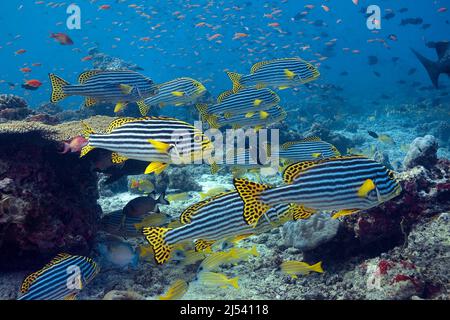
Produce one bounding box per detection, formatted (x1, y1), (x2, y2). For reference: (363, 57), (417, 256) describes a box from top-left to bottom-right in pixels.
(1, 0), (449, 111)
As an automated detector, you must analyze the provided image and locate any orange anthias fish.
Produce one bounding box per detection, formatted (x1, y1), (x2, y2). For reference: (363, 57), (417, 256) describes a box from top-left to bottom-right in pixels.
(60, 136), (89, 154)
(15, 49), (26, 55)
(20, 67), (32, 73)
(50, 33), (74, 45)
(81, 55), (93, 61)
(99, 5), (111, 10)
(22, 79), (42, 90)
(233, 32), (248, 40)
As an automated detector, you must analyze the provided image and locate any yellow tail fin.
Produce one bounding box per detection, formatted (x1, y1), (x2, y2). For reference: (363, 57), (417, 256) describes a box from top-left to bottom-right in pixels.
(226, 71), (243, 93)
(311, 261), (324, 273)
(229, 277), (239, 289)
(49, 73), (70, 103)
(233, 178), (271, 226)
(79, 121), (96, 157)
(142, 227), (173, 264)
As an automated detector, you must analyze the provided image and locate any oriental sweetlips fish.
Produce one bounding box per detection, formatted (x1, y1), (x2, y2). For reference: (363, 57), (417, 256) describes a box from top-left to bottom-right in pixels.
(196, 87), (280, 120)
(18, 253), (99, 300)
(233, 155), (402, 226)
(276, 137), (341, 164)
(141, 77), (207, 115)
(48, 70), (158, 113)
(226, 57), (320, 93)
(202, 104), (287, 130)
(80, 117), (215, 175)
(141, 191), (305, 264)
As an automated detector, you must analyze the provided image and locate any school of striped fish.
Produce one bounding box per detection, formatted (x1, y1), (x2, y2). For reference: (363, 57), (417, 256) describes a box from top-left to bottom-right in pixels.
(14, 0), (442, 301)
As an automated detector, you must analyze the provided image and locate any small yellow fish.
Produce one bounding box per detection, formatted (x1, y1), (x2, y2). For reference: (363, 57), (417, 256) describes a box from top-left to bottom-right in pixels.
(378, 134), (395, 145)
(167, 192), (190, 202)
(180, 250), (207, 266)
(281, 261), (323, 279)
(158, 279), (188, 300)
(199, 187), (229, 200)
(134, 213), (169, 230)
(199, 251), (237, 271)
(227, 245), (259, 264)
(197, 271), (239, 289)
(357, 179), (376, 198)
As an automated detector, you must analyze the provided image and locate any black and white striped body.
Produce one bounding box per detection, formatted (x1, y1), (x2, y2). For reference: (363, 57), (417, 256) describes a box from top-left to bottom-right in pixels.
(214, 105), (286, 128)
(18, 254), (99, 300)
(88, 118), (208, 163)
(261, 156), (402, 211)
(143, 77), (206, 107)
(240, 58), (320, 88)
(207, 87), (280, 115)
(64, 70), (157, 102)
(276, 140), (339, 162)
(165, 192), (290, 246)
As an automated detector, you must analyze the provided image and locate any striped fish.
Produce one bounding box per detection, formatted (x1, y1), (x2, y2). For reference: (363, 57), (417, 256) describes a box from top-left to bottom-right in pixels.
(276, 137), (340, 164)
(49, 70), (158, 114)
(196, 87), (280, 120)
(202, 105), (287, 130)
(18, 253), (99, 300)
(233, 155), (402, 226)
(141, 77), (207, 115)
(80, 117), (215, 175)
(100, 210), (148, 237)
(141, 191), (301, 264)
(226, 57), (320, 92)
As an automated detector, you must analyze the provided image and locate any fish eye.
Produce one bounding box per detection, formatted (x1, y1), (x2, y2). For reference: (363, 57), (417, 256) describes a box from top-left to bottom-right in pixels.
(388, 170), (395, 179)
(194, 134), (202, 142)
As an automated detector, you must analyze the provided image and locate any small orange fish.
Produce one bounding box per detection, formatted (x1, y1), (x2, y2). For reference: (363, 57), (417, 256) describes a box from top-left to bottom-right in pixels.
(233, 32), (248, 40)
(20, 67), (31, 73)
(99, 5), (111, 10)
(321, 5), (330, 12)
(268, 22), (280, 27)
(15, 49), (26, 55)
(208, 33), (222, 41)
(23, 79), (42, 88)
(50, 33), (74, 45)
(81, 55), (93, 61)
(437, 7), (447, 13)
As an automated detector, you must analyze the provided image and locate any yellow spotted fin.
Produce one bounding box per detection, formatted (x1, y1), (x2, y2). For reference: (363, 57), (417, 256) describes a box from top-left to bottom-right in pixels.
(111, 152), (128, 164)
(137, 100), (150, 116)
(77, 70), (102, 84)
(194, 239), (215, 253)
(226, 71), (244, 93)
(217, 89), (233, 103)
(120, 84), (133, 95)
(84, 97), (97, 108)
(142, 227), (173, 264)
(79, 121), (96, 157)
(49, 73), (69, 103)
(233, 178), (272, 226)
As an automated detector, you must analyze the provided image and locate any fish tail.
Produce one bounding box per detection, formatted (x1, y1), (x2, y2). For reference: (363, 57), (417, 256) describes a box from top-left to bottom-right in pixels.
(251, 245), (260, 257)
(79, 121), (96, 157)
(233, 178), (272, 226)
(49, 73), (70, 103)
(158, 192), (170, 205)
(229, 276), (239, 289)
(226, 71), (243, 92)
(311, 261), (324, 273)
(142, 227), (173, 264)
(195, 103), (209, 120)
(411, 48), (441, 88)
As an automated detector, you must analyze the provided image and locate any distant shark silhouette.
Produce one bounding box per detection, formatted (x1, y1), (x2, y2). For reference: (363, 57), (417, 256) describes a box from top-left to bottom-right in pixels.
(411, 41), (450, 88)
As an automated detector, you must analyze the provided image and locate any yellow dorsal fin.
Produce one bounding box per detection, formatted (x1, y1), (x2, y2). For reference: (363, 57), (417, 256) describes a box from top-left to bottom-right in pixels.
(194, 239), (215, 252)
(217, 89), (233, 103)
(84, 97), (97, 108)
(42, 253), (72, 270)
(280, 137), (322, 150)
(106, 118), (138, 133)
(180, 191), (234, 224)
(20, 270), (43, 293)
(250, 60), (271, 74)
(282, 155), (367, 184)
(78, 70), (102, 84)
(226, 72), (243, 93)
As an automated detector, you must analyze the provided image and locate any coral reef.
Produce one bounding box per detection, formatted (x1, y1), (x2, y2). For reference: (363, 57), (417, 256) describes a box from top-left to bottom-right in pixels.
(0, 94), (33, 121)
(403, 135), (438, 169)
(282, 213), (340, 251)
(303, 122), (354, 153)
(88, 47), (144, 71)
(166, 166), (203, 192)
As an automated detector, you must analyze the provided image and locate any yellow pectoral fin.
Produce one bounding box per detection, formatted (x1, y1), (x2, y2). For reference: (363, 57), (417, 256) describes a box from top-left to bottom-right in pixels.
(245, 112), (255, 118)
(137, 100), (150, 116)
(84, 97), (97, 107)
(114, 102), (127, 113)
(284, 69), (295, 79)
(331, 209), (359, 219)
(148, 139), (172, 154)
(278, 86), (290, 90)
(120, 84), (133, 94)
(144, 162), (168, 175)
(80, 145), (95, 158)
(254, 99), (262, 106)
(357, 179), (376, 198)
(171, 91), (184, 97)
(259, 111), (269, 119)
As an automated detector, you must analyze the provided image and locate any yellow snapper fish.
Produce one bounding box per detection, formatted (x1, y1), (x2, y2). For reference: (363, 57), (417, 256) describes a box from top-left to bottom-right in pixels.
(281, 261), (324, 279)
(199, 187), (231, 200)
(167, 192), (191, 202)
(157, 279), (189, 300)
(227, 245), (259, 264)
(198, 251), (237, 272)
(196, 271), (239, 289)
(80, 117), (215, 175)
